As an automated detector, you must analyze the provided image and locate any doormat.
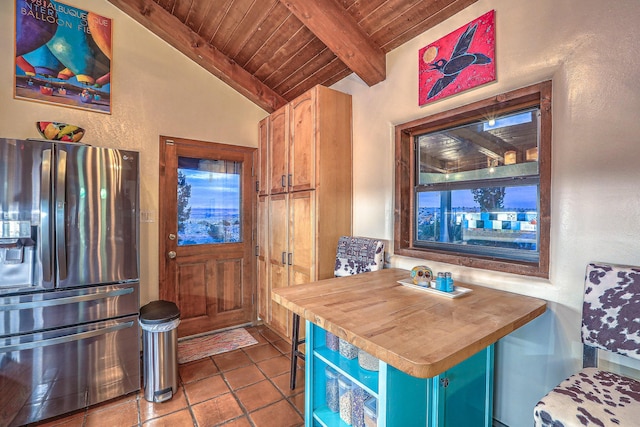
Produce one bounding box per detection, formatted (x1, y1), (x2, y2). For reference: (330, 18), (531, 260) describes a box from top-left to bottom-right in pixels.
(177, 328), (258, 364)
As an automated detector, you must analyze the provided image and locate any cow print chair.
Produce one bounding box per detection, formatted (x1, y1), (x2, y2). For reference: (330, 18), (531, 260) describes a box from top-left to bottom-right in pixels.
(289, 236), (385, 390)
(533, 262), (640, 426)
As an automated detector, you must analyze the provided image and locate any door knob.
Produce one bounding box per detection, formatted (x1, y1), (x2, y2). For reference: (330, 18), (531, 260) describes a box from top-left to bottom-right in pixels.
(167, 251), (176, 259)
(168, 233), (176, 240)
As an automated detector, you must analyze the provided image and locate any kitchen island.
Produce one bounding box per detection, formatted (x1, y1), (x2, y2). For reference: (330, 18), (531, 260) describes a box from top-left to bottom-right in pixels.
(272, 268), (547, 427)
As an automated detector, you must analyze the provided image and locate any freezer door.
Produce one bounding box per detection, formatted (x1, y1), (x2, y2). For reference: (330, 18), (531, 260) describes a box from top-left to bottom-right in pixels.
(0, 283), (139, 337)
(55, 144), (139, 287)
(0, 138), (53, 292)
(0, 315), (140, 426)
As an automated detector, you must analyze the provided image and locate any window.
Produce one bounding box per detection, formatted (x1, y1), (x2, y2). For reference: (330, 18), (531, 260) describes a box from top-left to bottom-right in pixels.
(394, 81), (551, 277)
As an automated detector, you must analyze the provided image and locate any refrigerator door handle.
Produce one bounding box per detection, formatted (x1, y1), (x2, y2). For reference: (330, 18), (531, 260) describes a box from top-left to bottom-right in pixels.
(41, 149), (53, 283)
(0, 287), (134, 311)
(0, 320), (135, 353)
(55, 149), (68, 280)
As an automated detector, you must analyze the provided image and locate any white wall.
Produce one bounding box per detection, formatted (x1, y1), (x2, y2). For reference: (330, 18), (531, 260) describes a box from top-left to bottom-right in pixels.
(332, 0), (640, 425)
(0, 1), (268, 305)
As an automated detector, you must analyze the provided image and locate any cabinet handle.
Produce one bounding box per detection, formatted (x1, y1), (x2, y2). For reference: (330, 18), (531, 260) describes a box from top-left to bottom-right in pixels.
(281, 175), (286, 188)
(282, 251), (287, 265)
(288, 252), (293, 265)
(288, 174), (292, 187)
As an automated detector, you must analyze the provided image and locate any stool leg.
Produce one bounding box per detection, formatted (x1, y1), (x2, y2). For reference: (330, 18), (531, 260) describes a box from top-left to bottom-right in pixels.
(290, 313), (300, 390)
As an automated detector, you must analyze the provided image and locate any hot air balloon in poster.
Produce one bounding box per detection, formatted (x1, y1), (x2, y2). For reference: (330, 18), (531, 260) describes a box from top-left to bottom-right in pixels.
(14, 0), (113, 114)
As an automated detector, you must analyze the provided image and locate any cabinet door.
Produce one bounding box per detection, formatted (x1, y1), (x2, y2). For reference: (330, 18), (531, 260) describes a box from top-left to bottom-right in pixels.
(268, 194), (289, 337)
(269, 106), (289, 194)
(289, 190), (314, 286)
(257, 117), (269, 196)
(257, 195), (269, 322)
(289, 91), (315, 193)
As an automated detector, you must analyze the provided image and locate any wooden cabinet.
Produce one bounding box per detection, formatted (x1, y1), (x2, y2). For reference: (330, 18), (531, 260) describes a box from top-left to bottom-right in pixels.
(307, 322), (494, 427)
(257, 117), (269, 196)
(257, 85), (352, 340)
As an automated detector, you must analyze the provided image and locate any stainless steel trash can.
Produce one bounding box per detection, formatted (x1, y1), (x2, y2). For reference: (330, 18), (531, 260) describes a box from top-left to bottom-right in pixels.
(139, 300), (180, 403)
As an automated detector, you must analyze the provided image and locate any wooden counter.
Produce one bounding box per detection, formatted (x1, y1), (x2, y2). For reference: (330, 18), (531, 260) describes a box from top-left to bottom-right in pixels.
(272, 268), (546, 379)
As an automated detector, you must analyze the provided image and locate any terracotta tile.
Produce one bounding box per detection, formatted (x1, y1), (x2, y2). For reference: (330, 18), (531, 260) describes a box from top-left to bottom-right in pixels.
(234, 380), (283, 412)
(142, 408), (194, 426)
(243, 343), (282, 363)
(191, 393), (243, 426)
(179, 358), (219, 383)
(183, 374), (230, 405)
(249, 400), (303, 427)
(257, 355), (291, 378)
(259, 328), (284, 343)
(272, 370), (305, 397)
(223, 364), (266, 390)
(85, 398), (139, 427)
(139, 385), (188, 422)
(34, 411), (85, 426)
(271, 339), (292, 355)
(213, 349), (253, 372)
(220, 416), (252, 427)
(289, 392), (305, 415)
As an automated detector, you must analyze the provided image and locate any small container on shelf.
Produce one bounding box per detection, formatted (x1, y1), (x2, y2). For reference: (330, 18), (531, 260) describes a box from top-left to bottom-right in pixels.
(357, 348), (379, 371)
(338, 375), (353, 425)
(325, 366), (339, 412)
(351, 384), (370, 427)
(326, 331), (339, 351)
(364, 397), (378, 427)
(339, 338), (358, 360)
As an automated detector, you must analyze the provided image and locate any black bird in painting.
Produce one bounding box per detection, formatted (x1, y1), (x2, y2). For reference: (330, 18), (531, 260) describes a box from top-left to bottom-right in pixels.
(427, 23), (492, 99)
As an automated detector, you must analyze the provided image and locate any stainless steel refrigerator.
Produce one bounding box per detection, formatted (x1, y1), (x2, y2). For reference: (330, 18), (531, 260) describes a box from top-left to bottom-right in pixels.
(0, 138), (140, 426)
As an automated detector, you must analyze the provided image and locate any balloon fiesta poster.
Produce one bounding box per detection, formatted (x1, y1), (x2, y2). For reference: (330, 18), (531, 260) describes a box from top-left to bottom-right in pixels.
(15, 0), (112, 114)
(418, 10), (495, 106)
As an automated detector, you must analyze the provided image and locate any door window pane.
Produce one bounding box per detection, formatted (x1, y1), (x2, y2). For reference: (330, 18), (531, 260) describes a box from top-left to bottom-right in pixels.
(177, 157), (241, 246)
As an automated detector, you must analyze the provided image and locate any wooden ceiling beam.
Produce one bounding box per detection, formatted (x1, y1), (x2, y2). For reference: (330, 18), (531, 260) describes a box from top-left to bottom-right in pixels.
(278, 0), (386, 86)
(106, 0), (288, 112)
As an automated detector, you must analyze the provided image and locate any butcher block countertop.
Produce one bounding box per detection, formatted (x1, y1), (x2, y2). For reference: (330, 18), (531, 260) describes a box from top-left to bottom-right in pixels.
(272, 268), (547, 378)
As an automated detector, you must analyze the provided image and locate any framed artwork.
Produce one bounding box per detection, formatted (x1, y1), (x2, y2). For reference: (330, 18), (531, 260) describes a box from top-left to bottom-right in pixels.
(419, 10), (495, 106)
(15, 0), (112, 114)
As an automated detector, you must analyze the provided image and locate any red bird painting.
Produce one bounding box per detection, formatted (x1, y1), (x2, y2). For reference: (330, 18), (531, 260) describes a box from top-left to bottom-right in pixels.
(419, 10), (495, 105)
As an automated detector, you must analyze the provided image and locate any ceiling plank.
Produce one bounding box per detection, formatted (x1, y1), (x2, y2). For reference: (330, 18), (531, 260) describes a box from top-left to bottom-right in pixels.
(107, 0), (287, 112)
(278, 0), (386, 86)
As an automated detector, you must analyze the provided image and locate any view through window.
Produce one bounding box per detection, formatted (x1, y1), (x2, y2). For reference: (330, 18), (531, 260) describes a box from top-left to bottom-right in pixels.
(177, 157), (241, 246)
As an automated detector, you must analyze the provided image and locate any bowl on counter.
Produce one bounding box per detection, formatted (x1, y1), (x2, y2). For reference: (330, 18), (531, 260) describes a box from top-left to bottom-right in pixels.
(36, 121), (85, 142)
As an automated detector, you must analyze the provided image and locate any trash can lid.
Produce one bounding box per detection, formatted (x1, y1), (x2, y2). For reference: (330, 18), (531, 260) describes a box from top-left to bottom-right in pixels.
(140, 300), (180, 324)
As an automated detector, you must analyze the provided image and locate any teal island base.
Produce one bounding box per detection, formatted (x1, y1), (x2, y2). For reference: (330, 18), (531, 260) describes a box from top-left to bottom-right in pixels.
(305, 322), (494, 427)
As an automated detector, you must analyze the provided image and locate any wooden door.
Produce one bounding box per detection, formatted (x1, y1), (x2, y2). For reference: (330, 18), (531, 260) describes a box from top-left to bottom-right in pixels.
(269, 105), (289, 194)
(267, 194), (290, 338)
(159, 136), (256, 338)
(289, 90), (315, 193)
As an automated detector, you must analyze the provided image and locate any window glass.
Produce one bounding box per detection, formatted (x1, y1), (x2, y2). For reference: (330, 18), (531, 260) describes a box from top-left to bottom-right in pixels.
(177, 157), (241, 246)
(414, 108), (540, 263)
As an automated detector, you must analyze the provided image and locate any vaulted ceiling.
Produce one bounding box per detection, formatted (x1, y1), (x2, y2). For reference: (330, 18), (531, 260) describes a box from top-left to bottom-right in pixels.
(107, 0), (478, 112)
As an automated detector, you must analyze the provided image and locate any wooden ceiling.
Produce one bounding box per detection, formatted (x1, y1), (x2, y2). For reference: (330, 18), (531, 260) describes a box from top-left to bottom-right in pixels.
(107, 0), (478, 112)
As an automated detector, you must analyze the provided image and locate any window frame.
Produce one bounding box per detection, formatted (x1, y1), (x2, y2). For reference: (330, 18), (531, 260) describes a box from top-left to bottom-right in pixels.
(394, 81), (552, 278)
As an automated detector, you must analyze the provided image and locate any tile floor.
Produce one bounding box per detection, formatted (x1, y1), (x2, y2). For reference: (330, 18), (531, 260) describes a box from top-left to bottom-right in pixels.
(33, 325), (305, 427)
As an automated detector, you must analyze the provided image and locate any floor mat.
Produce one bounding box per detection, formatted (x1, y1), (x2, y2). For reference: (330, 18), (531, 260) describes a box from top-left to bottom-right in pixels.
(177, 327), (258, 364)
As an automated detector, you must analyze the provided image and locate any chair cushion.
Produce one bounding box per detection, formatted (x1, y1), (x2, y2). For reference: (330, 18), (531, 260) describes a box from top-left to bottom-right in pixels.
(334, 236), (384, 277)
(533, 367), (640, 426)
(582, 263), (640, 361)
